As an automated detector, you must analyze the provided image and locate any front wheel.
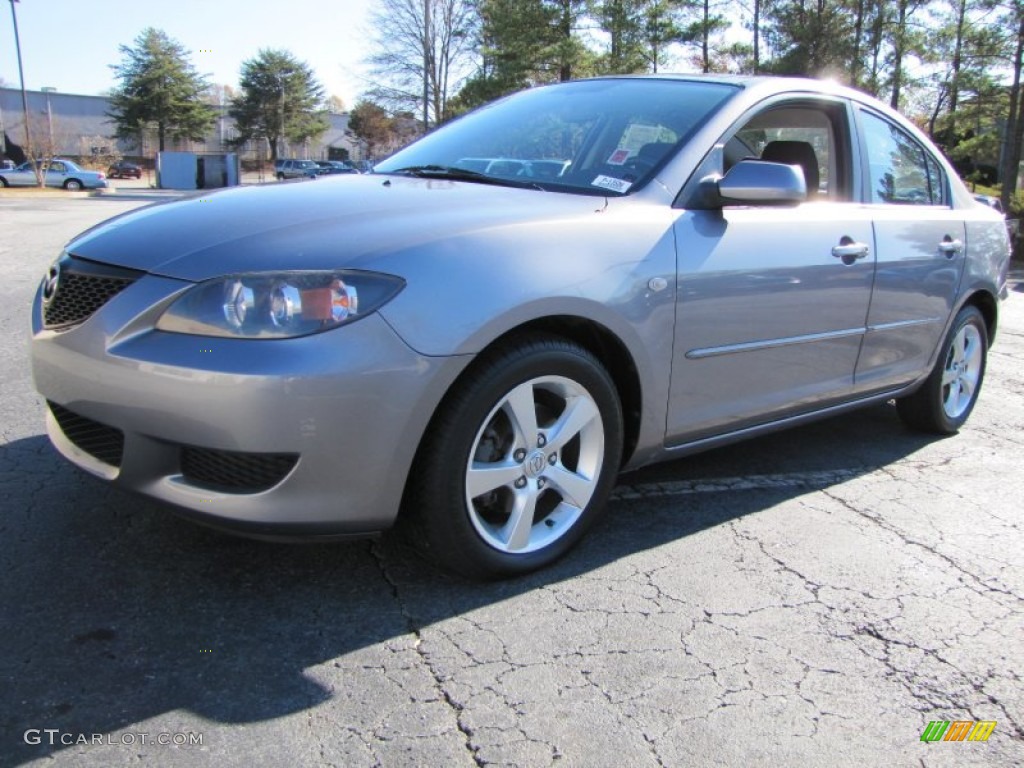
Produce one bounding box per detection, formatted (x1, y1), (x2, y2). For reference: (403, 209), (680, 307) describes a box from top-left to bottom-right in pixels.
(405, 337), (624, 579)
(897, 305), (988, 434)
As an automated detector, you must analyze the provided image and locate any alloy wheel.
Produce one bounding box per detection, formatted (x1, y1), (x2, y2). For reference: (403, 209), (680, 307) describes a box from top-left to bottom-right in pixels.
(465, 375), (605, 554)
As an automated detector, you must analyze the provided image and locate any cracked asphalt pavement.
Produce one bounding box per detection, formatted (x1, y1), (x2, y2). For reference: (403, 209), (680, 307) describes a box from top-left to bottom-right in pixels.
(1, 196), (1022, 767)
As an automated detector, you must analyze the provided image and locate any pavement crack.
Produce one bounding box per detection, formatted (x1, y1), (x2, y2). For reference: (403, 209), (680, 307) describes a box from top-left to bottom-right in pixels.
(822, 486), (1022, 602)
(369, 541), (484, 767)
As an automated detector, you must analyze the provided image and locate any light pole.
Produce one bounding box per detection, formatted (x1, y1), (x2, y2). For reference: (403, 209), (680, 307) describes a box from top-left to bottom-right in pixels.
(8, 0), (32, 156)
(41, 86), (55, 157)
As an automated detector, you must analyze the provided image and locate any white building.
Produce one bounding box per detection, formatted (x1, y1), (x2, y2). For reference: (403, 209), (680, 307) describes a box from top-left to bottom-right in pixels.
(0, 87), (363, 168)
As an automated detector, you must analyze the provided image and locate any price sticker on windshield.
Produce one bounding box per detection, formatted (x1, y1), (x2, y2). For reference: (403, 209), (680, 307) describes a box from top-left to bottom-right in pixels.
(607, 149), (630, 165)
(592, 175), (632, 194)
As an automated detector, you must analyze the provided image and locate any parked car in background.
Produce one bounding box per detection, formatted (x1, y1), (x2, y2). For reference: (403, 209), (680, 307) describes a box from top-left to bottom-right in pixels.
(30, 76), (1010, 579)
(456, 157), (527, 176)
(0, 159), (107, 190)
(454, 157), (570, 180)
(107, 161), (142, 179)
(315, 160), (359, 175)
(274, 159), (320, 180)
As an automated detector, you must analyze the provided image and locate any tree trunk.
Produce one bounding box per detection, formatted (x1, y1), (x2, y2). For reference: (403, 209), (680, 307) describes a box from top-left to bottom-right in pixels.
(928, 85), (948, 140)
(702, 0), (711, 73)
(949, 0), (967, 123)
(851, 0), (866, 87)
(753, 0), (760, 74)
(890, 0), (907, 110)
(867, 0), (886, 97)
(559, 1), (573, 81)
(1001, 12), (1024, 212)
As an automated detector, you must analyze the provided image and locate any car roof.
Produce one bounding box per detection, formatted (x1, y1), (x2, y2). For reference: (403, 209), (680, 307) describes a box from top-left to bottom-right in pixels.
(555, 73), (872, 104)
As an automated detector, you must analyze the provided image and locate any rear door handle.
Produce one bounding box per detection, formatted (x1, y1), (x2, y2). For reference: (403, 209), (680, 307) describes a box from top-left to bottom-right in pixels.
(832, 239), (870, 265)
(938, 238), (963, 257)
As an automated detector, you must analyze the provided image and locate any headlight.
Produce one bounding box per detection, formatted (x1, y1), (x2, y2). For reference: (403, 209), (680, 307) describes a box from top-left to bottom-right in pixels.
(156, 271), (404, 338)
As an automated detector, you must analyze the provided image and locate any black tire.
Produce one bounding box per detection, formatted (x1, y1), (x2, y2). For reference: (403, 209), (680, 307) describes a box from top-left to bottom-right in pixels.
(276, 173), (285, 181)
(63, 179), (83, 191)
(897, 305), (988, 434)
(0, 177), (9, 188)
(404, 336), (624, 579)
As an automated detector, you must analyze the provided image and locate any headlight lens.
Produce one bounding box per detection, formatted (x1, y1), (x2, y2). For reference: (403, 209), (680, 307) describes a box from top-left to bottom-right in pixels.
(156, 271), (404, 338)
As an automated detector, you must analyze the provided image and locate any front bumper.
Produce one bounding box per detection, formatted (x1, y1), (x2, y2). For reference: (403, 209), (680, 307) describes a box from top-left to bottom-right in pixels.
(31, 268), (467, 537)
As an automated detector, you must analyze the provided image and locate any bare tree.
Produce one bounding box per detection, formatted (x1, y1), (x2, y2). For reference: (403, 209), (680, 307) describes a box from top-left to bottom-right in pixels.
(366, 0), (477, 129)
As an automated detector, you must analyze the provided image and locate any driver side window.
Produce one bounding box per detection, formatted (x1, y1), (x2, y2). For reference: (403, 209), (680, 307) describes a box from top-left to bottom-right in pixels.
(724, 103), (846, 201)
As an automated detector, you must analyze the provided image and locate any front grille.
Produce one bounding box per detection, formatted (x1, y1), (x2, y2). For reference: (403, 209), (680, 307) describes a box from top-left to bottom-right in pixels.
(48, 402), (125, 467)
(180, 447), (298, 493)
(42, 256), (143, 330)
(44, 273), (135, 328)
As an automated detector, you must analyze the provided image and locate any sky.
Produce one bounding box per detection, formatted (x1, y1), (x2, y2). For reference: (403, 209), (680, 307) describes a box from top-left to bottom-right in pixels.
(0, 0), (376, 108)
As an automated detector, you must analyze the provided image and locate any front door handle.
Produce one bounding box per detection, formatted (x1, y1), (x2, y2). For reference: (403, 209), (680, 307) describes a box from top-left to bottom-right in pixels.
(832, 238), (870, 265)
(938, 237), (964, 258)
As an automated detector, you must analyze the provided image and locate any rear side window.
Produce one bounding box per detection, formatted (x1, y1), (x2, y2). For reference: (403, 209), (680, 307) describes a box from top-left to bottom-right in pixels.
(860, 110), (946, 205)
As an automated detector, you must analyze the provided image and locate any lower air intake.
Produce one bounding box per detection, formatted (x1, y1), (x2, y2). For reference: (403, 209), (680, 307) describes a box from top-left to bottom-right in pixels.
(180, 447), (298, 493)
(47, 402), (125, 467)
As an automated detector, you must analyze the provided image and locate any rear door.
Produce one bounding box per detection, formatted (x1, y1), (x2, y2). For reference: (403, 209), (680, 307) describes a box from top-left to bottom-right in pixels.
(853, 109), (966, 392)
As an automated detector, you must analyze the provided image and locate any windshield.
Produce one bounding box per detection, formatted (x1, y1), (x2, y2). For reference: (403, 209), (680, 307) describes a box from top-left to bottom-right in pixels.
(375, 78), (737, 195)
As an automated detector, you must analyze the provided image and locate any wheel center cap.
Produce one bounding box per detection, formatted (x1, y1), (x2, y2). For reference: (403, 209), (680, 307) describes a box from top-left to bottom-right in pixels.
(524, 450), (547, 478)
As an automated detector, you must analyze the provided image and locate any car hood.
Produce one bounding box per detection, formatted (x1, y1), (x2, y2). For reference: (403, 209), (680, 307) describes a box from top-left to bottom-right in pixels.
(66, 175), (607, 282)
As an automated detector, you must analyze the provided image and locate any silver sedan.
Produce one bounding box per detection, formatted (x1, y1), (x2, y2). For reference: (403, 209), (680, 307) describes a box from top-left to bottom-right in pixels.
(1, 158), (108, 190)
(30, 76), (1010, 578)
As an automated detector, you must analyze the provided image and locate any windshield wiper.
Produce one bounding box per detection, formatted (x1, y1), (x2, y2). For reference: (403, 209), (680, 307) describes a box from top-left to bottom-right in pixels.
(385, 165), (543, 190)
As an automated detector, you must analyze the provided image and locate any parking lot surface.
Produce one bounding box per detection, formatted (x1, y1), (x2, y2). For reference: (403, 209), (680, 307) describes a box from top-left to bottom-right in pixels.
(1, 196), (1022, 767)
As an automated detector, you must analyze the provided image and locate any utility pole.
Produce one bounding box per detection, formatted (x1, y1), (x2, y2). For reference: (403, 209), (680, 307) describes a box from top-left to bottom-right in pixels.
(9, 1), (33, 157)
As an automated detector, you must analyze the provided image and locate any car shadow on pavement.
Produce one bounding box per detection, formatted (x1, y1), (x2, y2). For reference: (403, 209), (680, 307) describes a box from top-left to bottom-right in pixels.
(0, 403), (938, 762)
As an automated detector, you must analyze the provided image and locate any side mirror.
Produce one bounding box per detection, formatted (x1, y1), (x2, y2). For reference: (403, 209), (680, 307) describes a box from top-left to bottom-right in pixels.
(715, 159), (807, 206)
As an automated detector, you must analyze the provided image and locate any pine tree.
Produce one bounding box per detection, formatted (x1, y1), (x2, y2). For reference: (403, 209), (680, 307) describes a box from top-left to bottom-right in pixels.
(229, 49), (329, 163)
(107, 28), (216, 153)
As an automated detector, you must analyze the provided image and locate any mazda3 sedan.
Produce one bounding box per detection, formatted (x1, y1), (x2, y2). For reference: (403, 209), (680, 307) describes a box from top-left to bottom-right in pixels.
(31, 76), (1010, 578)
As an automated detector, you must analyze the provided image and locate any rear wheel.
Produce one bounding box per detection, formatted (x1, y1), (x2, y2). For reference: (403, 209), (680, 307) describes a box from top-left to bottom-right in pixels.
(897, 305), (987, 434)
(63, 179), (83, 191)
(406, 337), (623, 579)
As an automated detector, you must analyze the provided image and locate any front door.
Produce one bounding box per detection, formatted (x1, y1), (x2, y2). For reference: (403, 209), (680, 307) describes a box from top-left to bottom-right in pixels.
(666, 98), (875, 445)
(668, 205), (875, 443)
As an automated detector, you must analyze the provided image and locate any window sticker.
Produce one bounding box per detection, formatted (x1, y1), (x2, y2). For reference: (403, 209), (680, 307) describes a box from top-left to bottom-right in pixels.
(592, 175), (632, 194)
(607, 149), (630, 166)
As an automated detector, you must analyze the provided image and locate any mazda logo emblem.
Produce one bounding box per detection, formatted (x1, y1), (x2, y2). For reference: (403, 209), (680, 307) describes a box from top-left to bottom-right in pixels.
(42, 263), (60, 305)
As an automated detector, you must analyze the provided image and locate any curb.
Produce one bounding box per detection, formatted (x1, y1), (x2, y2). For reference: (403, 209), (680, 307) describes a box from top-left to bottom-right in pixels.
(0, 187), (94, 199)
